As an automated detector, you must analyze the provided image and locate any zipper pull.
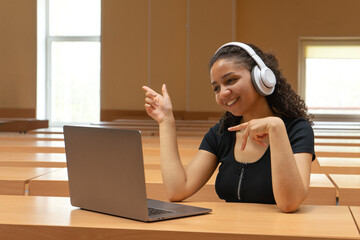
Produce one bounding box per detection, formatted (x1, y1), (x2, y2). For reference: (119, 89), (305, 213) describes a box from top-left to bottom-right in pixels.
(237, 163), (246, 200)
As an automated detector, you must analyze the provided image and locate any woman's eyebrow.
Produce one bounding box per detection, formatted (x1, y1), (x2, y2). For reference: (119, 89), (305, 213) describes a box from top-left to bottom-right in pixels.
(211, 72), (236, 86)
(221, 72), (235, 79)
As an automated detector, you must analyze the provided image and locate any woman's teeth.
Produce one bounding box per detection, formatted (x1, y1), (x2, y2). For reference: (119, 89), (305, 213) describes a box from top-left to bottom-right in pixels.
(226, 98), (238, 106)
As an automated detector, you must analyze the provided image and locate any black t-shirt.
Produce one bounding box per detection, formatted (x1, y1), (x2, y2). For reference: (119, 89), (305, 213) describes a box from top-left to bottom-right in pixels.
(199, 118), (315, 204)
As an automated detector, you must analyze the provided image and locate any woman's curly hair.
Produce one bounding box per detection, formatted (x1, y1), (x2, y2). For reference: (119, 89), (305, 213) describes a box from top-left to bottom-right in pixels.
(209, 43), (313, 133)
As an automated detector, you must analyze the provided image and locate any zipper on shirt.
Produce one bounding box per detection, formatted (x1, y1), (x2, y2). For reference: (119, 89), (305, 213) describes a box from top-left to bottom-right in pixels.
(237, 163), (246, 201)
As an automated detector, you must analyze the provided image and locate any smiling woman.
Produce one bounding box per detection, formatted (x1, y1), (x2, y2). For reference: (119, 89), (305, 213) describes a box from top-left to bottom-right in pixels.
(142, 42), (315, 213)
(210, 62), (268, 118)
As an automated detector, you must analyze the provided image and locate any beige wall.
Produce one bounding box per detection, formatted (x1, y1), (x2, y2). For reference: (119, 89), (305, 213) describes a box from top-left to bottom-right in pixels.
(101, 0), (149, 111)
(236, 0), (360, 90)
(0, 0), (37, 117)
(150, 0), (187, 111)
(187, 0), (233, 112)
(101, 0), (234, 120)
(1, 0), (359, 119)
(102, 0), (360, 120)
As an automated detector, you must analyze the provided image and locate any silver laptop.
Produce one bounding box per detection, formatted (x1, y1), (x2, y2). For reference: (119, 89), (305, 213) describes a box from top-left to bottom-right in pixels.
(63, 125), (211, 222)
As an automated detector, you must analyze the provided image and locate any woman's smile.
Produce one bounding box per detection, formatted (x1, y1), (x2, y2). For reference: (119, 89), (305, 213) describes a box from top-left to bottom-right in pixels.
(226, 97), (239, 106)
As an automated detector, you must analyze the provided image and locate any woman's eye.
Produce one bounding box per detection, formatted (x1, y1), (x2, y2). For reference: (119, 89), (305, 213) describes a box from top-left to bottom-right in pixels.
(213, 86), (220, 92)
(226, 78), (237, 84)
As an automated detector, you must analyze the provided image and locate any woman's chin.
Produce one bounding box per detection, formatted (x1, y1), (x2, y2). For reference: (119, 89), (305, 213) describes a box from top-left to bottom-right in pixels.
(226, 109), (242, 117)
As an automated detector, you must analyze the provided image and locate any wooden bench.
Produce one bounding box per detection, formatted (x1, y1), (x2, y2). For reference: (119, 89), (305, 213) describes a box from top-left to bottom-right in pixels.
(0, 167), (61, 195)
(328, 174), (360, 206)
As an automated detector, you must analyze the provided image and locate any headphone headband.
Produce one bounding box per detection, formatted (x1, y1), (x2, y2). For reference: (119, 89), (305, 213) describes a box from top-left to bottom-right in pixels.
(215, 42), (267, 70)
(214, 42), (276, 96)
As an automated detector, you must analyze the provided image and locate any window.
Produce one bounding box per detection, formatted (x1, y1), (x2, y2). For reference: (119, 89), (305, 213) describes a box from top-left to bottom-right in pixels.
(37, 0), (101, 125)
(299, 39), (360, 121)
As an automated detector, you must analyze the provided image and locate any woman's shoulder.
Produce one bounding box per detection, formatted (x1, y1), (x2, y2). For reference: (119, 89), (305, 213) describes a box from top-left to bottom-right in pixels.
(282, 117), (312, 129)
(205, 121), (222, 137)
(282, 117), (314, 139)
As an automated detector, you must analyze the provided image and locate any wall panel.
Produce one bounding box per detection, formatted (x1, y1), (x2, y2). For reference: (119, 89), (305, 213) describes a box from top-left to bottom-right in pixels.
(150, 0), (187, 111)
(0, 0), (36, 116)
(187, 0), (234, 112)
(101, 0), (149, 110)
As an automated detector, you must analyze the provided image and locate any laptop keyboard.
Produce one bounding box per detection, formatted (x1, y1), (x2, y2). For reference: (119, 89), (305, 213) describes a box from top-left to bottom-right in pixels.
(148, 207), (174, 216)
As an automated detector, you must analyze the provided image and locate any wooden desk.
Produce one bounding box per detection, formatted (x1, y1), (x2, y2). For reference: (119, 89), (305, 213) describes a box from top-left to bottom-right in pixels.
(0, 139), (65, 153)
(146, 172), (337, 205)
(0, 167), (60, 195)
(328, 174), (360, 206)
(315, 145), (360, 158)
(0, 196), (358, 240)
(0, 152), (66, 168)
(0, 152), (66, 167)
(142, 135), (202, 149)
(0, 132), (64, 141)
(10, 133), (360, 157)
(27, 127), (64, 134)
(113, 118), (217, 127)
(144, 169), (220, 202)
(313, 122), (360, 131)
(28, 126), (360, 138)
(315, 138), (360, 147)
(314, 130), (360, 139)
(142, 149), (194, 166)
(0, 118), (48, 133)
(93, 120), (215, 131)
(318, 157), (360, 174)
(29, 169), (335, 206)
(303, 174), (336, 205)
(28, 168), (69, 197)
(27, 168), (218, 201)
(350, 206), (360, 233)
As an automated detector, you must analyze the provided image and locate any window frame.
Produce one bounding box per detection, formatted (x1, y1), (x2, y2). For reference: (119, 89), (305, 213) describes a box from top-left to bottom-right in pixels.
(41, 0), (101, 125)
(298, 37), (360, 122)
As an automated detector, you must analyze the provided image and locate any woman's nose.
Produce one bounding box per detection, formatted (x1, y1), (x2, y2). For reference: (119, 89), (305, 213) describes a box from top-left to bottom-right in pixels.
(219, 87), (231, 98)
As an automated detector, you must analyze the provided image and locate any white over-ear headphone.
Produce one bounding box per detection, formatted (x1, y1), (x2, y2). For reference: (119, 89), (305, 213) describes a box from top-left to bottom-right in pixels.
(215, 42), (276, 96)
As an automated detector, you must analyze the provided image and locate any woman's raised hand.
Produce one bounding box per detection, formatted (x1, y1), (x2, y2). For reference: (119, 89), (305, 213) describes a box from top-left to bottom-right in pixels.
(227, 117), (280, 151)
(142, 84), (174, 124)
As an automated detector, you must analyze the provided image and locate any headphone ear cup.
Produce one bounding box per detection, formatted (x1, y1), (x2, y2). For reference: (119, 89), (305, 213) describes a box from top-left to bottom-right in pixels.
(251, 66), (265, 95)
(251, 66), (275, 96)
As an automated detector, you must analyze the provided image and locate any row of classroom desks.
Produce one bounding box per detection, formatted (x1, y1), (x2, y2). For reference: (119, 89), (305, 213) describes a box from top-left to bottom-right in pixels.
(0, 122), (359, 239)
(0, 128), (359, 203)
(0, 166), (352, 206)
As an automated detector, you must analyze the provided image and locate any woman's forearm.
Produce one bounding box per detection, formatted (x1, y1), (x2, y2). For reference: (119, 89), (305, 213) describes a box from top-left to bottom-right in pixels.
(268, 118), (308, 212)
(158, 117), (189, 201)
